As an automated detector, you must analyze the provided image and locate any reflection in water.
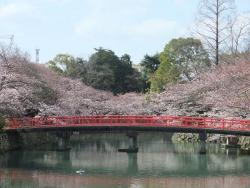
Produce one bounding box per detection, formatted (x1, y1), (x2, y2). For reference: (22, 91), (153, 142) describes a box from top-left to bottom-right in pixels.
(0, 133), (250, 188)
(127, 154), (138, 175)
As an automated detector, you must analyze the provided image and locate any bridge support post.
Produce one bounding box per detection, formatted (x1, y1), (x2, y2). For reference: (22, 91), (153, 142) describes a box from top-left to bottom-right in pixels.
(225, 136), (240, 148)
(223, 136), (240, 155)
(118, 132), (138, 153)
(6, 131), (23, 150)
(128, 133), (138, 150)
(127, 153), (138, 174)
(199, 132), (207, 155)
(56, 132), (72, 151)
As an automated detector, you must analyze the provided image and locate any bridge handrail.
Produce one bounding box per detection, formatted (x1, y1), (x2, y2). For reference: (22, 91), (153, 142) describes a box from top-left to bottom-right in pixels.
(5, 115), (250, 132)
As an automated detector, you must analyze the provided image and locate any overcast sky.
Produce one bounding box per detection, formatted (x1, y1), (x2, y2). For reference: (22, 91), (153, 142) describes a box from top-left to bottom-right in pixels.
(0, 0), (249, 63)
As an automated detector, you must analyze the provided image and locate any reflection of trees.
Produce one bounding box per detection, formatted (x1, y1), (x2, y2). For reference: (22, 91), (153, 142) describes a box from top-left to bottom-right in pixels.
(54, 151), (72, 171)
(173, 143), (200, 153)
(127, 154), (138, 175)
(2, 133), (250, 178)
(71, 133), (128, 153)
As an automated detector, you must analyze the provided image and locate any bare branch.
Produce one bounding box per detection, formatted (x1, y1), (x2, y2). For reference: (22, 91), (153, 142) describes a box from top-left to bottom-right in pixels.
(196, 0), (236, 64)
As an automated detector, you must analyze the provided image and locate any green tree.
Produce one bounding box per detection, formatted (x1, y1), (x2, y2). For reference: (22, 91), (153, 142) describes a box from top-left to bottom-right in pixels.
(85, 64), (115, 91)
(141, 54), (161, 76)
(48, 49), (145, 94)
(71, 58), (88, 79)
(48, 54), (75, 76)
(85, 48), (145, 94)
(114, 54), (133, 93)
(140, 54), (161, 90)
(163, 37), (210, 81)
(85, 48), (119, 92)
(0, 115), (5, 131)
(149, 54), (180, 92)
(47, 54), (87, 78)
(124, 69), (145, 93)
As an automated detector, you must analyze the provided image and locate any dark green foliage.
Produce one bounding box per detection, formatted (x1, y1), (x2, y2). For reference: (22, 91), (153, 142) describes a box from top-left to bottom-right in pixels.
(47, 54), (88, 78)
(150, 54), (180, 92)
(124, 69), (145, 93)
(84, 48), (119, 92)
(24, 109), (40, 117)
(140, 54), (161, 90)
(149, 37), (210, 92)
(32, 83), (58, 105)
(86, 48), (145, 94)
(84, 64), (115, 91)
(163, 37), (210, 81)
(48, 48), (145, 94)
(141, 54), (161, 77)
(72, 58), (88, 79)
(0, 115), (5, 131)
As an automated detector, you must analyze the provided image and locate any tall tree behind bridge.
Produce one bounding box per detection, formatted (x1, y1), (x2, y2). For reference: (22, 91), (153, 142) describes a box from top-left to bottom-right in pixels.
(228, 15), (250, 55)
(196, 0), (235, 65)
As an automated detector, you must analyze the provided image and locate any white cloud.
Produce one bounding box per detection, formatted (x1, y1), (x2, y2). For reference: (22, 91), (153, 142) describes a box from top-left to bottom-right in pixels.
(46, 0), (70, 5)
(173, 0), (186, 6)
(74, 17), (177, 40)
(126, 19), (177, 38)
(0, 2), (34, 19)
(74, 0), (177, 40)
(74, 18), (99, 36)
(236, 13), (250, 25)
(74, 0), (150, 35)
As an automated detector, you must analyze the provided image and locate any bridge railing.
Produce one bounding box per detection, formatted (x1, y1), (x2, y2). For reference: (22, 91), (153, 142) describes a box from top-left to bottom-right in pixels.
(5, 115), (250, 132)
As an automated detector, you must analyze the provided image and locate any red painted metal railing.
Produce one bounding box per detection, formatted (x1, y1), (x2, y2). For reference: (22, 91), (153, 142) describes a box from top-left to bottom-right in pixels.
(4, 115), (250, 132)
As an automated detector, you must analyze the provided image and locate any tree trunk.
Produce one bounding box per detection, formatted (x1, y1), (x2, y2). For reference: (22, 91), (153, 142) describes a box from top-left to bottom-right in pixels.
(216, 0), (219, 65)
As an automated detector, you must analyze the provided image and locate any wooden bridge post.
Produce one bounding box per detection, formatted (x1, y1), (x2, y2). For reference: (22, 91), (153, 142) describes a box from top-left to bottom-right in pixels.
(199, 132), (207, 154)
(226, 136), (239, 147)
(127, 153), (138, 174)
(128, 132), (138, 150)
(223, 136), (240, 155)
(118, 132), (139, 153)
(56, 132), (72, 151)
(6, 131), (23, 150)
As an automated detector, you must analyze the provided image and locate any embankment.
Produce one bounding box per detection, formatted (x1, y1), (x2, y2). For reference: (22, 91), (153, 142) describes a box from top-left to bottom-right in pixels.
(0, 132), (56, 154)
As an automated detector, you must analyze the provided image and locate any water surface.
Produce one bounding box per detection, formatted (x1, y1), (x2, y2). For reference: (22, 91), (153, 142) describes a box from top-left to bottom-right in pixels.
(0, 133), (250, 188)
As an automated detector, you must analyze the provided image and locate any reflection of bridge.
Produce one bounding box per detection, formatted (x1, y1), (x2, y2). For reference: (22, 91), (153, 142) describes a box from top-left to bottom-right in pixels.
(4, 115), (250, 153)
(1, 167), (250, 188)
(2, 145), (250, 178)
(5, 115), (250, 135)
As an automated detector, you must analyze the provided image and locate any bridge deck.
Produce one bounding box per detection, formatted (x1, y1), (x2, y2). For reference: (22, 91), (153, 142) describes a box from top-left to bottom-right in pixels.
(4, 115), (250, 135)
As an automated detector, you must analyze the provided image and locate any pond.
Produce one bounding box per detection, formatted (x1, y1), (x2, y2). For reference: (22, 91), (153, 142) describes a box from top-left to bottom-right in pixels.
(0, 132), (250, 188)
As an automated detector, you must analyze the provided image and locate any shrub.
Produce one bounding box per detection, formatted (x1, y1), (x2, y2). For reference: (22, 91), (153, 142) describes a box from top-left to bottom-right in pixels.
(0, 115), (6, 131)
(32, 83), (58, 105)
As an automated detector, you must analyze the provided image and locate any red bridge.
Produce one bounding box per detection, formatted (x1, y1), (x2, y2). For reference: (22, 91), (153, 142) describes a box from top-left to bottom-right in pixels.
(5, 115), (250, 136)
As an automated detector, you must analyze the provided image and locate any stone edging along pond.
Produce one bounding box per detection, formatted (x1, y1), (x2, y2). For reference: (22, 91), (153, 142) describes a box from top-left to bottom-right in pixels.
(0, 116), (57, 153)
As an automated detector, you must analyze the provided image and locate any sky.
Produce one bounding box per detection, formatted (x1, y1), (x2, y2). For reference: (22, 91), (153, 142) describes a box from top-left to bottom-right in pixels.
(0, 0), (249, 63)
